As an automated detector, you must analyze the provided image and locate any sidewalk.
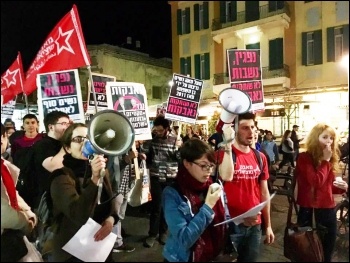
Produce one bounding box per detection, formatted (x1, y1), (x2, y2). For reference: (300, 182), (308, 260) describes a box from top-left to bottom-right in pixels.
(113, 193), (349, 262)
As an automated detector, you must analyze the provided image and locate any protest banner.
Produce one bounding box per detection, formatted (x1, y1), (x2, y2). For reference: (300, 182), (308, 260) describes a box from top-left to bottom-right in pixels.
(1, 100), (16, 123)
(1, 52), (25, 104)
(106, 82), (152, 141)
(156, 102), (167, 117)
(86, 73), (116, 114)
(165, 73), (203, 124)
(24, 5), (90, 96)
(36, 69), (85, 131)
(227, 49), (265, 112)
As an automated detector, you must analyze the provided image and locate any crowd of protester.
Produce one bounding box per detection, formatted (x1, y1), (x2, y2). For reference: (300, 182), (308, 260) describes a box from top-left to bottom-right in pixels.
(1, 104), (348, 262)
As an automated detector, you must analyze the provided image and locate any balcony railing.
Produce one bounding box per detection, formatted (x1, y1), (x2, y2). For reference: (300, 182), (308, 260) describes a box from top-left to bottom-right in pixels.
(212, 2), (290, 31)
(213, 64), (290, 85)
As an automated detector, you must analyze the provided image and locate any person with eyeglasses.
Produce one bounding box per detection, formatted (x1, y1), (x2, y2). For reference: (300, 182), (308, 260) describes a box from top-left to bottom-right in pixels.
(162, 138), (233, 262)
(48, 123), (118, 262)
(30, 111), (71, 210)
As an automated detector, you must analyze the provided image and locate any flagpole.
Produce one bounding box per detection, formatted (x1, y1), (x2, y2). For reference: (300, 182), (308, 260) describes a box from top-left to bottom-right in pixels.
(24, 94), (29, 114)
(87, 65), (98, 114)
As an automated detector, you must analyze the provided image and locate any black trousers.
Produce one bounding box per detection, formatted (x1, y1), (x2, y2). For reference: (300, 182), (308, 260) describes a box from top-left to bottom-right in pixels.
(148, 177), (174, 237)
(297, 207), (337, 262)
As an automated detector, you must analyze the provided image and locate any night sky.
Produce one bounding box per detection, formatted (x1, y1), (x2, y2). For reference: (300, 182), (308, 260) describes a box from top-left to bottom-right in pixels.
(1, 1), (172, 74)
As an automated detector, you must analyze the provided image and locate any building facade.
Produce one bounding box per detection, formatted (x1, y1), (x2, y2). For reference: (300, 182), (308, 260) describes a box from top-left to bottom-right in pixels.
(169, 1), (349, 137)
(81, 44), (173, 112)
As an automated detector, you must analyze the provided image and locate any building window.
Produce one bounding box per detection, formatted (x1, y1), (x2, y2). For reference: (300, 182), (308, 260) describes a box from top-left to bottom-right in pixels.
(194, 53), (210, 80)
(220, 1), (237, 23)
(302, 30), (323, 65)
(199, 5), (204, 29)
(225, 1), (232, 22)
(152, 86), (162, 100)
(180, 57), (192, 76)
(307, 32), (314, 65)
(269, 1), (284, 12)
(194, 2), (209, 31)
(327, 25), (349, 62)
(334, 27), (344, 61)
(246, 42), (260, 50)
(177, 8), (191, 35)
(269, 38), (284, 70)
(182, 10), (186, 34)
(200, 55), (206, 79)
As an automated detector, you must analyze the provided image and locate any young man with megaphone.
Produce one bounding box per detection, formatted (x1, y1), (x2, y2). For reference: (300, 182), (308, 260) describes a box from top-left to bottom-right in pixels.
(217, 112), (275, 262)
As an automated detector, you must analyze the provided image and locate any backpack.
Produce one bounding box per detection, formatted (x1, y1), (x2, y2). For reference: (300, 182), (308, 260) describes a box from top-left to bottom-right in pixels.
(278, 143), (283, 154)
(36, 168), (64, 257)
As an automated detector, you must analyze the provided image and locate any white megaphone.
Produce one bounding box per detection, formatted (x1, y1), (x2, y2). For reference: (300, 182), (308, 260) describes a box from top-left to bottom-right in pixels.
(82, 109), (135, 158)
(216, 88), (252, 133)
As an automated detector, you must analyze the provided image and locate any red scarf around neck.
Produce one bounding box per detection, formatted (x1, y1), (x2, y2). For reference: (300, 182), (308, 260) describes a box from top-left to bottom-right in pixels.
(176, 166), (227, 262)
(1, 159), (19, 210)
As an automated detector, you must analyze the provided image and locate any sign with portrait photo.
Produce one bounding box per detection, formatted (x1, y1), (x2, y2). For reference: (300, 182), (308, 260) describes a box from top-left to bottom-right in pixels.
(106, 82), (152, 141)
(86, 73), (116, 114)
(1, 99), (16, 123)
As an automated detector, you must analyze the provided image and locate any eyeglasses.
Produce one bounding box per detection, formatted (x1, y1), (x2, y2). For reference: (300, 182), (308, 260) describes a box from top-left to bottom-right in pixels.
(192, 162), (215, 172)
(55, 122), (70, 126)
(71, 136), (87, 143)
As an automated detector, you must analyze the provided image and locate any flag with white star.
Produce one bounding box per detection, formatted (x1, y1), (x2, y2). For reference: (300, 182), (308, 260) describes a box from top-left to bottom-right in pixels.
(23, 4), (91, 96)
(1, 52), (25, 104)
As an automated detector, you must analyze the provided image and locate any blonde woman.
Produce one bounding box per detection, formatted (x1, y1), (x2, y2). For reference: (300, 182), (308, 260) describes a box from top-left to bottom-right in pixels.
(295, 123), (348, 262)
(182, 126), (199, 144)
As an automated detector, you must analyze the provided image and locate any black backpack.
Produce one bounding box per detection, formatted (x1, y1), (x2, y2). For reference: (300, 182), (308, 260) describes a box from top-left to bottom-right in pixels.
(278, 143), (284, 154)
(36, 168), (65, 256)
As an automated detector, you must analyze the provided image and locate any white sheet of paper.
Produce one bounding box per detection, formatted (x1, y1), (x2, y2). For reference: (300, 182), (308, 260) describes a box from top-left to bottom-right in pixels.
(62, 218), (117, 262)
(215, 192), (276, 227)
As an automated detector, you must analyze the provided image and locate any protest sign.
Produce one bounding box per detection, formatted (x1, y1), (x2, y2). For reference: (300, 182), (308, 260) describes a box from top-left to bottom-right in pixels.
(1, 99), (16, 123)
(37, 69), (85, 131)
(106, 82), (152, 141)
(227, 49), (265, 112)
(165, 73), (203, 124)
(86, 73), (116, 114)
(156, 102), (167, 117)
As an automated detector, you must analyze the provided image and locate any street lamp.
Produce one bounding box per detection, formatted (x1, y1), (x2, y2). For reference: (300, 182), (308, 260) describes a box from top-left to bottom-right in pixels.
(168, 80), (174, 88)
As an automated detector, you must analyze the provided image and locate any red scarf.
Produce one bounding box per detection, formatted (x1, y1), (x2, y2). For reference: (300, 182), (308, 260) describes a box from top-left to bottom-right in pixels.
(1, 159), (19, 210)
(176, 166), (227, 262)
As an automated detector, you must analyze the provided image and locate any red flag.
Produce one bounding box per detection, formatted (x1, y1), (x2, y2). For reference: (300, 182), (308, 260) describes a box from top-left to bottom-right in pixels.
(23, 4), (91, 95)
(1, 52), (25, 104)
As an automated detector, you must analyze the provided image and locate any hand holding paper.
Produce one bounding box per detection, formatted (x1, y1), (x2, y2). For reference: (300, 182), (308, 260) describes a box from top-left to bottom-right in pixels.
(215, 193), (276, 227)
(62, 218), (117, 262)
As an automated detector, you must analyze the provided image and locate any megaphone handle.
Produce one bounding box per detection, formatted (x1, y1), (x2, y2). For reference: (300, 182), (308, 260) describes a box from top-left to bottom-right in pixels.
(132, 143), (141, 180)
(96, 168), (105, 205)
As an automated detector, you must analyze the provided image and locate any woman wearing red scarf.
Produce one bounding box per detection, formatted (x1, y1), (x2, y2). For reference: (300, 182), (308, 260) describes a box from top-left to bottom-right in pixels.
(162, 138), (233, 262)
(1, 123), (37, 238)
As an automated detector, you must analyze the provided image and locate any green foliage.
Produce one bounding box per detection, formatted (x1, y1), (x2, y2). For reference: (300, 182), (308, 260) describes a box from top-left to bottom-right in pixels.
(208, 111), (220, 136)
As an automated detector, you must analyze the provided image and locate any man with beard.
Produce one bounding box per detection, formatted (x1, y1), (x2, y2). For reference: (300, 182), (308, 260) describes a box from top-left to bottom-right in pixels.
(217, 112), (275, 262)
(140, 115), (182, 248)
